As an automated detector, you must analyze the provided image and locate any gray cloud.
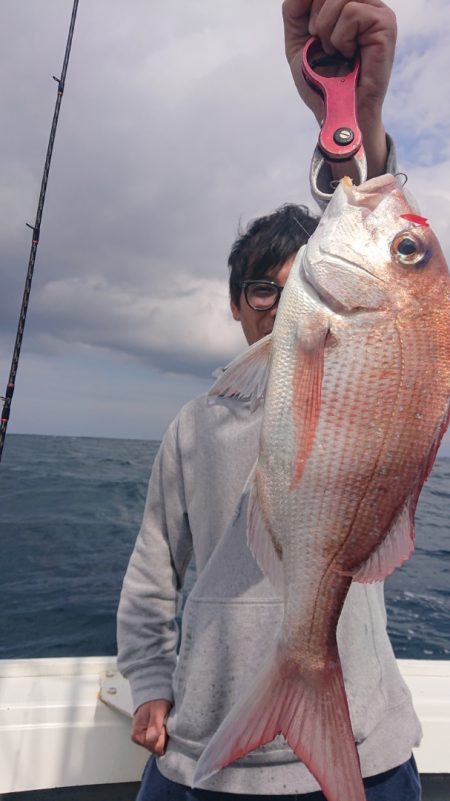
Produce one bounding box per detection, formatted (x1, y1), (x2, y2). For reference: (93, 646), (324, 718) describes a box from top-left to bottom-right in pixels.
(1, 0), (315, 382)
(2, 0), (450, 449)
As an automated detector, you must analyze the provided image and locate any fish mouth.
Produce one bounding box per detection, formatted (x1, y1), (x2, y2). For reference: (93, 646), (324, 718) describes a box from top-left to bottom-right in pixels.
(344, 174), (397, 193)
(341, 174), (399, 213)
(340, 173), (423, 220)
(300, 182), (388, 314)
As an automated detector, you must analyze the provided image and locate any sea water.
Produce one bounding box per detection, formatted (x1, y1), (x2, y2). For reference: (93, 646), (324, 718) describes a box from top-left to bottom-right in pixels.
(0, 434), (449, 659)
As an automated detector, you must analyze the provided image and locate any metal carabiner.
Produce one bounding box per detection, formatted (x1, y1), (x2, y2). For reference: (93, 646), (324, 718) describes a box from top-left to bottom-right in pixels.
(302, 36), (367, 207)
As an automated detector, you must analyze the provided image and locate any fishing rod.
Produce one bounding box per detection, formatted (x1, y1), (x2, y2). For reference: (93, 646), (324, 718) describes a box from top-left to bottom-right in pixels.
(0, 0), (79, 463)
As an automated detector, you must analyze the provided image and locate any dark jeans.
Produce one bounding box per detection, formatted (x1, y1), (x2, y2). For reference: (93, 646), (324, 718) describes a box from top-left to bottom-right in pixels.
(135, 754), (421, 801)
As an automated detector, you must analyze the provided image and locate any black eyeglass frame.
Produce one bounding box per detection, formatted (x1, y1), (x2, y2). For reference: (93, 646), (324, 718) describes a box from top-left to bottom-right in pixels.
(239, 279), (284, 312)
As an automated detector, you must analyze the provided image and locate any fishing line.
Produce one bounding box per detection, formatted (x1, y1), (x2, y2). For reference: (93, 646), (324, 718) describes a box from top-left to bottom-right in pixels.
(0, 0), (79, 463)
(293, 215), (315, 239)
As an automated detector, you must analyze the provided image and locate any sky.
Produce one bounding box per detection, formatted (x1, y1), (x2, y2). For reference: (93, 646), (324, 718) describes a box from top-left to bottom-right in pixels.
(1, 1), (450, 454)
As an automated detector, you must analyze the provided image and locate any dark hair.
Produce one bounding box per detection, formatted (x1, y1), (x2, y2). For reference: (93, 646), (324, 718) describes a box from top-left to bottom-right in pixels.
(228, 203), (319, 306)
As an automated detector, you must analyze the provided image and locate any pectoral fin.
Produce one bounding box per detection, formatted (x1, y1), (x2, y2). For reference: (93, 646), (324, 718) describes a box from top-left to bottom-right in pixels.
(354, 400), (450, 583)
(353, 501), (414, 583)
(208, 334), (271, 411)
(290, 328), (328, 488)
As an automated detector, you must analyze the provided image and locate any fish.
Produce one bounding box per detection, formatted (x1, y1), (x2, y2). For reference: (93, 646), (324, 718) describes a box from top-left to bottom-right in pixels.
(193, 174), (450, 801)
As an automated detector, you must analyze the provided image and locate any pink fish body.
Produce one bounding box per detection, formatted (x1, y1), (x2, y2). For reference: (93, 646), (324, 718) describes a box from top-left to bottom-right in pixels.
(194, 175), (450, 801)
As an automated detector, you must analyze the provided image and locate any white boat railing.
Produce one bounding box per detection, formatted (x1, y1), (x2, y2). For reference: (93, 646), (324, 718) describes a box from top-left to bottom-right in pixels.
(0, 656), (449, 794)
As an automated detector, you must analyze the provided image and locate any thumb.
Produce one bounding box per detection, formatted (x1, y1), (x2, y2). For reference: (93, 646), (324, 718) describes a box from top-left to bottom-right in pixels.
(145, 716), (168, 755)
(146, 717), (162, 742)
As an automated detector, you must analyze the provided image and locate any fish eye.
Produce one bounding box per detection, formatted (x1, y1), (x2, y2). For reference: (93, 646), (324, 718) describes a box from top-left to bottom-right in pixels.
(391, 231), (429, 268)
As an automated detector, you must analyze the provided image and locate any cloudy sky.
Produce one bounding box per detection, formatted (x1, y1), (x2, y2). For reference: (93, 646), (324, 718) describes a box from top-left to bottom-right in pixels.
(1, 1), (450, 454)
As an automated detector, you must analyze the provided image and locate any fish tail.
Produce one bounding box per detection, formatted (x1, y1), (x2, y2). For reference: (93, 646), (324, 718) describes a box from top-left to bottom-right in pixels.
(193, 649), (366, 801)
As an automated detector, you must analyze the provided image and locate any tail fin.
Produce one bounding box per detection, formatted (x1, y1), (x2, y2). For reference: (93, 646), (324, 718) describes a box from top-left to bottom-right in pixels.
(193, 649), (367, 801)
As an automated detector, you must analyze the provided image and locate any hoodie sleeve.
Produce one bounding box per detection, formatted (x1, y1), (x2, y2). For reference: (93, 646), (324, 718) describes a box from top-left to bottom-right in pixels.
(116, 415), (193, 712)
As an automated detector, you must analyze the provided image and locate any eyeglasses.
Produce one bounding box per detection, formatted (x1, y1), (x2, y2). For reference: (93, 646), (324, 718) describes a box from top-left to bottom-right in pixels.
(240, 280), (284, 311)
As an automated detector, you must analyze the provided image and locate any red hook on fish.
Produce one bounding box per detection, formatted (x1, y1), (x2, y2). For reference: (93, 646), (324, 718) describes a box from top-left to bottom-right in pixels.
(302, 36), (367, 207)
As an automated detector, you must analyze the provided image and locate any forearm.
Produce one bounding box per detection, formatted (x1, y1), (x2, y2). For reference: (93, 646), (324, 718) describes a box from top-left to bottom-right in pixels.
(117, 549), (179, 710)
(357, 109), (388, 180)
(117, 422), (193, 712)
(329, 114), (387, 183)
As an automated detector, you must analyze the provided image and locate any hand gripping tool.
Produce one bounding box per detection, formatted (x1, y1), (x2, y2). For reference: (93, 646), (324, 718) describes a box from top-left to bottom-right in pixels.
(302, 36), (367, 207)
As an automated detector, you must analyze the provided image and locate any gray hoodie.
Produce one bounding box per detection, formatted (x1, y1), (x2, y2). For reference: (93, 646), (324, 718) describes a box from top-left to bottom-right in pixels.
(117, 392), (422, 794)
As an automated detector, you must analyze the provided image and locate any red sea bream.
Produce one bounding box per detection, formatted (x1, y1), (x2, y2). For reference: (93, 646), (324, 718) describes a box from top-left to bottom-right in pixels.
(193, 174), (450, 801)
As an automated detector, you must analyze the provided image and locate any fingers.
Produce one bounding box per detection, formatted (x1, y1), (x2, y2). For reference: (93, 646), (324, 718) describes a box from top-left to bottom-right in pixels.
(132, 716), (167, 755)
(131, 699), (172, 755)
(282, 0), (312, 63)
(143, 721), (168, 755)
(312, 1), (397, 58)
(282, 0), (396, 126)
(283, 0), (396, 58)
(282, 0), (326, 122)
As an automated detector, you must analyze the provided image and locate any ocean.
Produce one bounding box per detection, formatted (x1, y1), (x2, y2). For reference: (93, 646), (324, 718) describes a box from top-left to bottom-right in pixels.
(0, 433), (449, 660)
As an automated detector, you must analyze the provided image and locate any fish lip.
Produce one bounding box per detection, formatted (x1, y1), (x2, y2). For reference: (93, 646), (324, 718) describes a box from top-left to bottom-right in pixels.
(348, 174), (397, 193)
(341, 174), (399, 212)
